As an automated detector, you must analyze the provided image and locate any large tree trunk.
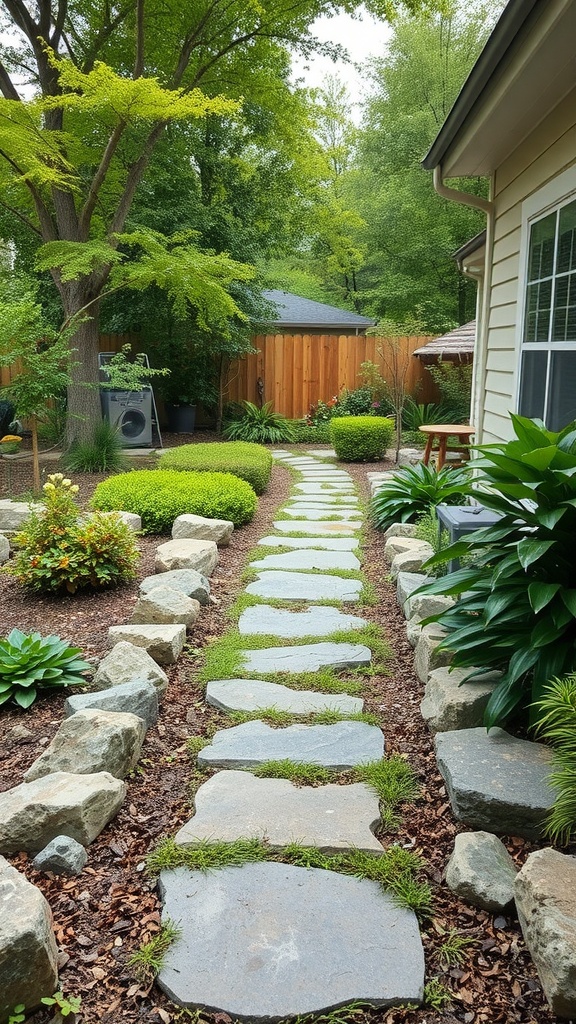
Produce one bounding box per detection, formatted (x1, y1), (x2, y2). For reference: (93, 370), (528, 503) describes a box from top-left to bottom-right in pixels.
(64, 286), (103, 446)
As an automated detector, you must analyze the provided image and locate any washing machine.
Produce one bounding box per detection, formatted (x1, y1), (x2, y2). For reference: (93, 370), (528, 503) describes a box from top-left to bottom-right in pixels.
(100, 389), (153, 447)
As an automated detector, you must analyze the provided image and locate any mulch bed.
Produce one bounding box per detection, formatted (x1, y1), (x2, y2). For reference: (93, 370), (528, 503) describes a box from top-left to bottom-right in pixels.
(0, 439), (558, 1024)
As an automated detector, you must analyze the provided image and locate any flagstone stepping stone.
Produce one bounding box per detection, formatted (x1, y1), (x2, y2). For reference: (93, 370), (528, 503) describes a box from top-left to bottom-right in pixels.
(175, 771), (381, 852)
(0, 857), (58, 1021)
(238, 604), (368, 637)
(273, 521), (359, 536)
(0, 772), (126, 854)
(282, 507), (362, 520)
(435, 728), (554, 839)
(246, 570), (361, 602)
(240, 641), (370, 674)
(24, 709), (145, 781)
(250, 550), (361, 571)
(288, 497), (360, 506)
(258, 535), (359, 550)
(157, 862), (424, 1015)
(198, 720), (384, 770)
(307, 448), (337, 457)
(206, 678), (363, 714)
(108, 623), (186, 665)
(294, 483), (355, 493)
(140, 568), (210, 605)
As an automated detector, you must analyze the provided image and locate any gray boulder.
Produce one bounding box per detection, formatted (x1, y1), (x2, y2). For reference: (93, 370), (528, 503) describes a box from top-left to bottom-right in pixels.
(140, 568), (210, 605)
(0, 771), (126, 854)
(64, 679), (158, 729)
(414, 624), (452, 683)
(32, 835), (87, 876)
(0, 534), (9, 563)
(390, 545), (434, 579)
(24, 709), (145, 781)
(0, 857), (58, 1019)
(172, 513), (233, 546)
(445, 831), (517, 911)
(384, 536), (432, 563)
(515, 848), (576, 1018)
(384, 523), (418, 540)
(404, 591), (455, 622)
(92, 640), (168, 692)
(101, 510), (141, 531)
(108, 623), (186, 665)
(0, 499), (40, 530)
(396, 572), (428, 609)
(420, 666), (500, 733)
(406, 618), (422, 649)
(155, 538), (218, 577)
(130, 586), (201, 627)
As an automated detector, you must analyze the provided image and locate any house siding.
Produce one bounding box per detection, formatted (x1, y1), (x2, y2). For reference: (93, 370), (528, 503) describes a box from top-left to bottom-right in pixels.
(481, 84), (576, 442)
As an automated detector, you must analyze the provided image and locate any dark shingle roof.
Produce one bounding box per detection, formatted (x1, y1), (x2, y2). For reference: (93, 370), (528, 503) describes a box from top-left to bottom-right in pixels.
(263, 290), (375, 331)
(413, 321), (476, 357)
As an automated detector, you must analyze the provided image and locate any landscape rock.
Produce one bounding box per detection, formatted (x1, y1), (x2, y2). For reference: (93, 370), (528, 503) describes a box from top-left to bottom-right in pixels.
(384, 523), (418, 539)
(386, 447), (422, 466)
(396, 572), (428, 609)
(32, 835), (88, 876)
(404, 590), (455, 621)
(293, 483), (355, 494)
(246, 570), (361, 602)
(420, 667), (500, 733)
(65, 679), (158, 728)
(130, 586), (201, 627)
(240, 641), (371, 675)
(172, 513), (233, 546)
(176, 771), (381, 852)
(238, 604), (368, 638)
(155, 538), (218, 577)
(102, 510), (141, 531)
(0, 771), (126, 853)
(414, 624), (452, 682)
(92, 640), (168, 692)
(282, 506), (362, 521)
(24, 709), (145, 781)
(158, 862), (424, 1016)
(206, 678), (363, 715)
(198, 719), (384, 770)
(273, 520), (358, 536)
(257, 535), (358, 551)
(384, 536), (432, 562)
(249, 549), (360, 571)
(390, 545), (434, 579)
(0, 498), (40, 530)
(0, 533), (9, 563)
(108, 624), (186, 665)
(406, 618), (422, 648)
(0, 856), (58, 1020)
(445, 831), (517, 911)
(515, 848), (576, 1018)
(435, 728), (554, 839)
(140, 568), (210, 605)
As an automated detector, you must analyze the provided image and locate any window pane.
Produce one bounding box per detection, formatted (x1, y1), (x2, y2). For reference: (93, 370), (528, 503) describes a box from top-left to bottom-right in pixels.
(524, 279), (552, 342)
(518, 350), (547, 420)
(557, 199), (576, 274)
(548, 351), (576, 430)
(528, 212), (556, 282)
(552, 271), (576, 342)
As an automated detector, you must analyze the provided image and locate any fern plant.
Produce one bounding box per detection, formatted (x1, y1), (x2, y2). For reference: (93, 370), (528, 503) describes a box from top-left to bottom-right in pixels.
(535, 675), (576, 845)
(223, 401), (295, 443)
(0, 629), (91, 709)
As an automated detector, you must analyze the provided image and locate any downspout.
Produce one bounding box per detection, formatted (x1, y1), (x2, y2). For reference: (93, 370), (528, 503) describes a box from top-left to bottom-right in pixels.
(432, 166), (495, 442)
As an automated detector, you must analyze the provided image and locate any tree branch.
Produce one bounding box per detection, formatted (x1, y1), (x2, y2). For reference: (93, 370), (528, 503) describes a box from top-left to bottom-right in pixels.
(0, 146), (57, 240)
(0, 198), (42, 236)
(134, 0), (144, 78)
(0, 60), (21, 101)
(79, 120), (127, 237)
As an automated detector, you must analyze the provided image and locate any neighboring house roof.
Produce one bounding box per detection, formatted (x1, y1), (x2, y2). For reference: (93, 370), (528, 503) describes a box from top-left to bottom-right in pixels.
(422, 0), (576, 177)
(262, 290), (376, 331)
(413, 321), (476, 359)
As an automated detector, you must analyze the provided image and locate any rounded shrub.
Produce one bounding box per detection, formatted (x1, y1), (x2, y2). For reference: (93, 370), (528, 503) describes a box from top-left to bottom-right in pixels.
(330, 415), (394, 462)
(91, 469), (257, 532)
(158, 441), (272, 495)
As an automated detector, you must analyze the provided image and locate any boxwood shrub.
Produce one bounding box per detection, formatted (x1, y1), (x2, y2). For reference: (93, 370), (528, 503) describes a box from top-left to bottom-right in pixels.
(330, 416), (394, 462)
(91, 469), (257, 532)
(158, 441), (272, 495)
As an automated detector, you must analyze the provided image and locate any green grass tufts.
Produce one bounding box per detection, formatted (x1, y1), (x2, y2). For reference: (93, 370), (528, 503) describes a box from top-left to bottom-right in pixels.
(126, 920), (181, 984)
(251, 760), (332, 785)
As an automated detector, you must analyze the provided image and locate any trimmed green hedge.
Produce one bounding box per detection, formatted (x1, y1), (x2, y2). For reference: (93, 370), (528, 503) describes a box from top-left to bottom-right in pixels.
(91, 469), (257, 532)
(289, 421), (332, 444)
(330, 416), (394, 462)
(158, 441), (272, 495)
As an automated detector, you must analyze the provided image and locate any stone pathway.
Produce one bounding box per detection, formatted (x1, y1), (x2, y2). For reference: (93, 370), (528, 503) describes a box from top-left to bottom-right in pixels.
(157, 451), (425, 1014)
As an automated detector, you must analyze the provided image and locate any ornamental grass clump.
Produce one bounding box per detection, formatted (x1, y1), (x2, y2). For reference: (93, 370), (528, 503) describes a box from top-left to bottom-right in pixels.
(330, 415), (394, 462)
(159, 440), (272, 494)
(7, 473), (139, 593)
(417, 415), (576, 729)
(0, 628), (91, 708)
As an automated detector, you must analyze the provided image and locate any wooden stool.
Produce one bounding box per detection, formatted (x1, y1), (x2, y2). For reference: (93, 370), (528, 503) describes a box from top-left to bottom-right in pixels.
(419, 424), (475, 470)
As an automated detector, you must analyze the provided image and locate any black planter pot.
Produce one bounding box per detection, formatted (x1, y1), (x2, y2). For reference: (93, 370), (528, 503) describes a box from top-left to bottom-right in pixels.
(165, 403), (196, 433)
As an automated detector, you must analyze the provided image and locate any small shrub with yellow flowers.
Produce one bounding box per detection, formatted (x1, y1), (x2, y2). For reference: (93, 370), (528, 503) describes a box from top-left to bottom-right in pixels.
(5, 473), (139, 593)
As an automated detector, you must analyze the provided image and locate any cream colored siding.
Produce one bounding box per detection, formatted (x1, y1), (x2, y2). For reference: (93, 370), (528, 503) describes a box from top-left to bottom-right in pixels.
(481, 83), (576, 442)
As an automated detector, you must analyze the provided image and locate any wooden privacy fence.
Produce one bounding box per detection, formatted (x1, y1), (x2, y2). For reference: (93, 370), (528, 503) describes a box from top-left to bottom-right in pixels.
(225, 334), (438, 420)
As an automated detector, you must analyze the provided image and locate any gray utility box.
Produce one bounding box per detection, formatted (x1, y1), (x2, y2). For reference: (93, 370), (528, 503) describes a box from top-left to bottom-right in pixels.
(100, 389), (153, 447)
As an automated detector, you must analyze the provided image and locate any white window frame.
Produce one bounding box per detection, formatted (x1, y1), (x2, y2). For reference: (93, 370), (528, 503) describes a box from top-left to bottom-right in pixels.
(514, 164), (576, 426)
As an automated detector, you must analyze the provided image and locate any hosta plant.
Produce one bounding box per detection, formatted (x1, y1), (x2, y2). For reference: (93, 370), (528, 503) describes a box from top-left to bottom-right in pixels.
(0, 629), (91, 709)
(418, 415), (576, 728)
(370, 462), (472, 530)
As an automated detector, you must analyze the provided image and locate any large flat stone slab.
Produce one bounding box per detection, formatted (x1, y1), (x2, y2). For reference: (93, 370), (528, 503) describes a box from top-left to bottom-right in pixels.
(246, 570), (361, 602)
(240, 641), (371, 675)
(294, 483), (355, 494)
(250, 550), (360, 571)
(258, 536), (358, 550)
(238, 604), (368, 638)
(287, 499), (360, 508)
(158, 862), (424, 1017)
(206, 678), (363, 715)
(282, 507), (362, 521)
(0, 857), (58, 1020)
(198, 719), (383, 769)
(435, 728), (554, 839)
(175, 771), (381, 852)
(108, 623), (186, 665)
(273, 520), (359, 535)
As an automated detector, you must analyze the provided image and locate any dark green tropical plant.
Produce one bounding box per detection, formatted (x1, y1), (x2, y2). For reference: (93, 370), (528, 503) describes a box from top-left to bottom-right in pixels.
(534, 675), (576, 846)
(222, 401), (295, 443)
(401, 398), (451, 430)
(370, 462), (471, 530)
(418, 415), (576, 728)
(0, 628), (91, 709)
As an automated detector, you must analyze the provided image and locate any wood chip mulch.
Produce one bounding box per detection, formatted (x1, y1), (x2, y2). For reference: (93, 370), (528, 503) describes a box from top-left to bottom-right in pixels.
(0, 444), (559, 1024)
